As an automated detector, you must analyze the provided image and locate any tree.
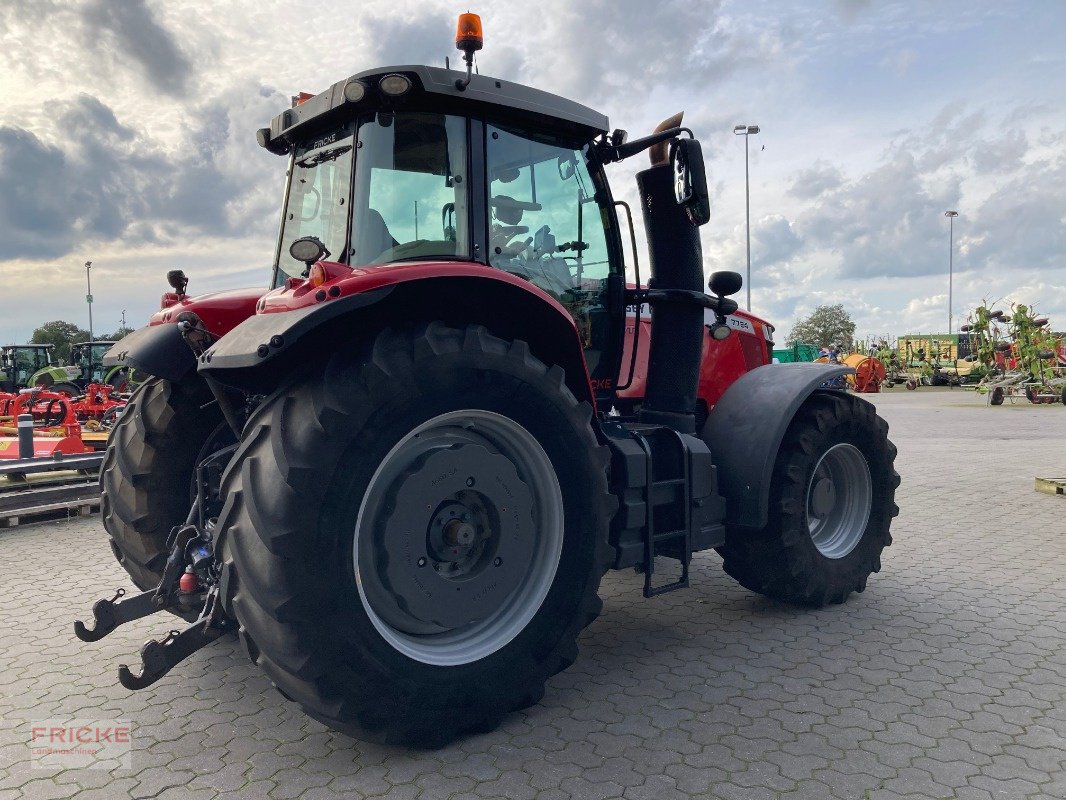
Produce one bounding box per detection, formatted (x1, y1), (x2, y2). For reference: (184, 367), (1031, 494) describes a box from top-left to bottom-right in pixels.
(30, 320), (91, 361)
(106, 326), (135, 340)
(787, 304), (856, 350)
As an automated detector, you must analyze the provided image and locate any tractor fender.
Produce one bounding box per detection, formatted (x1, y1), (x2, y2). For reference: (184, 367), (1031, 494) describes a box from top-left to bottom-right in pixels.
(197, 276), (595, 404)
(102, 323), (195, 383)
(701, 362), (854, 529)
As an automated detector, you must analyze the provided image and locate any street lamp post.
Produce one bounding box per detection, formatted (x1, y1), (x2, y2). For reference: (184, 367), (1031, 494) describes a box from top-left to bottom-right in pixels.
(944, 211), (958, 334)
(733, 124), (760, 310)
(84, 261), (94, 342)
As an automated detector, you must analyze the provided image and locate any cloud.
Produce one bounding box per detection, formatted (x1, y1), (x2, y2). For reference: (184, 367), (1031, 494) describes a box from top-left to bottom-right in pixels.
(753, 214), (802, 266)
(77, 0), (193, 96)
(788, 161), (845, 199)
(0, 86), (284, 261)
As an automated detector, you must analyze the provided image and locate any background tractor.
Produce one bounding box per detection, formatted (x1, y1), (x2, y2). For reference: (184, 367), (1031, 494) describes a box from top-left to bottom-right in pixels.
(67, 340), (134, 392)
(80, 14), (899, 747)
(0, 344), (81, 394)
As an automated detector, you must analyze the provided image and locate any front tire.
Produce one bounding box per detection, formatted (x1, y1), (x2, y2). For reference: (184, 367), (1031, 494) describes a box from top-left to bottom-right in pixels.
(718, 393), (899, 606)
(217, 323), (614, 746)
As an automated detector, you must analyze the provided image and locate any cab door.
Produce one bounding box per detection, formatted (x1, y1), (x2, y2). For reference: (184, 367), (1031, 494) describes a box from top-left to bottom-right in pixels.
(484, 124), (625, 400)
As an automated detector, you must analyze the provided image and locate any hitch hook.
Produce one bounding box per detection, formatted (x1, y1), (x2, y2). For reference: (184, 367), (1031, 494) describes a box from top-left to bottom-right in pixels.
(74, 588), (164, 643)
(116, 587), (230, 690)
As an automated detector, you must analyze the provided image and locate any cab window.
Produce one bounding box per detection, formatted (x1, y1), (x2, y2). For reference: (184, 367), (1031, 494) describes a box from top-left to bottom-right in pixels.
(351, 113), (469, 265)
(275, 122), (356, 284)
(486, 125), (614, 369)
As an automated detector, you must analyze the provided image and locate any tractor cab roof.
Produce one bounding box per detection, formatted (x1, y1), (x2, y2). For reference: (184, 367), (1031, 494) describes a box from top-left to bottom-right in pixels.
(2, 344), (53, 351)
(259, 65), (610, 155)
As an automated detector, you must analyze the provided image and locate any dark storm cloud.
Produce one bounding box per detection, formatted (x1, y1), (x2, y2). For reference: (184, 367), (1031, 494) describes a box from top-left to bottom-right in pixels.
(0, 89), (283, 260)
(78, 0), (193, 96)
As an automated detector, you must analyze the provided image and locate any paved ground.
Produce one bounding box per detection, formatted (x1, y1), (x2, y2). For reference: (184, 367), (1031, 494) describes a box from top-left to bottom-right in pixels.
(1, 389), (1064, 799)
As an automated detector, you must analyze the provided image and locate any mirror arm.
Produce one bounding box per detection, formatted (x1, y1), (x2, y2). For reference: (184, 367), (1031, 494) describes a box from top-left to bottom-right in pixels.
(599, 127), (693, 164)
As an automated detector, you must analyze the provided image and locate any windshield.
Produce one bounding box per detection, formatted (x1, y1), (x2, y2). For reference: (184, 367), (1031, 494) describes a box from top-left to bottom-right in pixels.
(275, 122), (357, 284)
(351, 112), (468, 265)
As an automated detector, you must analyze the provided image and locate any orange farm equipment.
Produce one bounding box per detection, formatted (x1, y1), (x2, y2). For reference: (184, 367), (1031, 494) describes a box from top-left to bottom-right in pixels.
(0, 388), (91, 459)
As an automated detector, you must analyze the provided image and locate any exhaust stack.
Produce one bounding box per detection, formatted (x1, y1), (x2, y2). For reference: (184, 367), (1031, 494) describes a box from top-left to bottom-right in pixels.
(636, 112), (705, 434)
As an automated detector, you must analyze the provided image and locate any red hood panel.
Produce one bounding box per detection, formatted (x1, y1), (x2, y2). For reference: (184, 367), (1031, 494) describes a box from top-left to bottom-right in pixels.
(150, 286), (267, 337)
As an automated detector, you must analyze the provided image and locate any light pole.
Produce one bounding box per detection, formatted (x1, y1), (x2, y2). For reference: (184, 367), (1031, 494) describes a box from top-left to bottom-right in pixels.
(733, 124), (760, 310)
(944, 211), (958, 334)
(84, 261), (94, 342)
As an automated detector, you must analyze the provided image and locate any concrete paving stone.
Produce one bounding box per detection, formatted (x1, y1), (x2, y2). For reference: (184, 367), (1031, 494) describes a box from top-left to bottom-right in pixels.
(1, 391), (1065, 800)
(266, 769), (333, 800)
(155, 786), (218, 800)
(6, 780), (78, 800)
(326, 765), (390, 796)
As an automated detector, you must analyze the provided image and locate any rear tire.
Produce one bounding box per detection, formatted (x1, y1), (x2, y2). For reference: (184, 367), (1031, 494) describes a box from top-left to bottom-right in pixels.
(217, 323), (614, 746)
(100, 377), (226, 590)
(990, 386), (1005, 405)
(718, 393), (899, 606)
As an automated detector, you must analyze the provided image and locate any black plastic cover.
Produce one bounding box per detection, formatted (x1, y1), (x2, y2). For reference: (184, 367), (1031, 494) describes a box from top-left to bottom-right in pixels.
(198, 287), (393, 372)
(102, 324), (195, 383)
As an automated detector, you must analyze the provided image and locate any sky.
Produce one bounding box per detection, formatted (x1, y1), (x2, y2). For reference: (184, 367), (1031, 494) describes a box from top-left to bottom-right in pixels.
(1, 0), (1064, 345)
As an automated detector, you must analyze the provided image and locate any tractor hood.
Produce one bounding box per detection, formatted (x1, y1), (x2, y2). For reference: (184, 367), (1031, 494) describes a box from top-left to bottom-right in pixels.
(150, 286), (267, 337)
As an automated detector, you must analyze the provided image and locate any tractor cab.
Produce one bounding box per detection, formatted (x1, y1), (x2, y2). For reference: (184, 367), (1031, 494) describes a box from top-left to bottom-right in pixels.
(260, 50), (626, 390)
(69, 341), (117, 384)
(0, 344), (55, 390)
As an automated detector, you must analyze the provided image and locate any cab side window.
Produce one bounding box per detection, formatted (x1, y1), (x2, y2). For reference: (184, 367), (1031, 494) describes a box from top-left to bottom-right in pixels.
(486, 126), (610, 290)
(486, 125), (614, 369)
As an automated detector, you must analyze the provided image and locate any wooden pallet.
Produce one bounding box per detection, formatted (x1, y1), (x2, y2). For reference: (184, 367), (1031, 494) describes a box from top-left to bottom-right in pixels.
(1035, 477), (1066, 497)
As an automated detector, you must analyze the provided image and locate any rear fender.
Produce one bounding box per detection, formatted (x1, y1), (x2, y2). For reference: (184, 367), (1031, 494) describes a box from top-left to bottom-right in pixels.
(701, 363), (854, 528)
(198, 276), (595, 404)
(102, 324), (196, 383)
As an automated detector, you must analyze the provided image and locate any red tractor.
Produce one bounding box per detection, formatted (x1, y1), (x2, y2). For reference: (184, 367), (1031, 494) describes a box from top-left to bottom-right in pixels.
(79, 15), (898, 747)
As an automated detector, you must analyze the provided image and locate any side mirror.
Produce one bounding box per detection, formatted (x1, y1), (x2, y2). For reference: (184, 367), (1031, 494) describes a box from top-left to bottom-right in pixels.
(708, 271), (743, 298)
(670, 137), (710, 226)
(289, 236), (329, 267)
(166, 269), (189, 297)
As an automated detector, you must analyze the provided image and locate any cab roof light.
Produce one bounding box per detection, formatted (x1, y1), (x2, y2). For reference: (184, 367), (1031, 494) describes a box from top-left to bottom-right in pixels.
(379, 74), (412, 96)
(343, 79), (367, 103)
(291, 92), (314, 108)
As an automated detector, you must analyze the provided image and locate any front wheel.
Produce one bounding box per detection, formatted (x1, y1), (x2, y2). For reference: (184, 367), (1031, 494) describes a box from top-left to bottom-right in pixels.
(217, 323), (614, 746)
(718, 393), (899, 606)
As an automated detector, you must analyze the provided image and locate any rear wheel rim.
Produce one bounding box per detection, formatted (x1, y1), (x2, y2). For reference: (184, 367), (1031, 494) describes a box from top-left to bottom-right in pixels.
(806, 443), (872, 559)
(354, 409), (563, 666)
